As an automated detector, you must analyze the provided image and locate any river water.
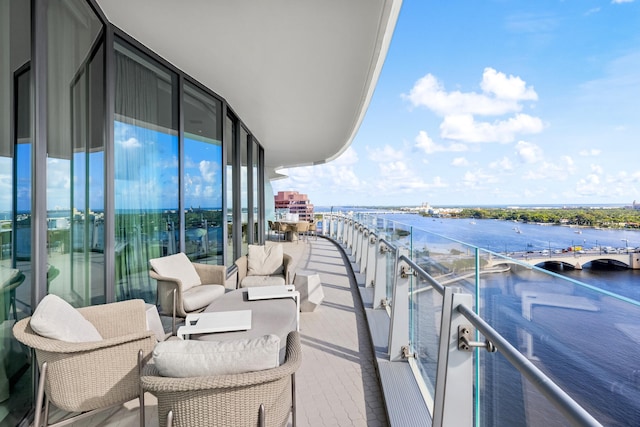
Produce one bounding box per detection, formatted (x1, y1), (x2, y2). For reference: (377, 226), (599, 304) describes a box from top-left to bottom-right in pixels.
(379, 213), (640, 302)
(334, 211), (640, 426)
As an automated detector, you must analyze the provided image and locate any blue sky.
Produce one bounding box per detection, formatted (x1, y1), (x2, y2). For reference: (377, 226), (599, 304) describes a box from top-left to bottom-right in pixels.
(272, 0), (640, 207)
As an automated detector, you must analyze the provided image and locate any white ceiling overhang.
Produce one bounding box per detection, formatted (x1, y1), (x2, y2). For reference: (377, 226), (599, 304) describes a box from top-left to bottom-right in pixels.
(96, 0), (402, 178)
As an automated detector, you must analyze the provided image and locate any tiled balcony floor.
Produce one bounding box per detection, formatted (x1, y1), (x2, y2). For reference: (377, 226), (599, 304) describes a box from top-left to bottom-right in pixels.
(51, 236), (388, 426)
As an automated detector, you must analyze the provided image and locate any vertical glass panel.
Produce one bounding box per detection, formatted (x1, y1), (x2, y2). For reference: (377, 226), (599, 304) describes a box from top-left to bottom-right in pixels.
(183, 82), (223, 264)
(252, 141), (259, 243)
(46, 0), (103, 306)
(1, 1), (32, 421)
(240, 127), (248, 255)
(225, 114), (235, 266)
(114, 42), (178, 302)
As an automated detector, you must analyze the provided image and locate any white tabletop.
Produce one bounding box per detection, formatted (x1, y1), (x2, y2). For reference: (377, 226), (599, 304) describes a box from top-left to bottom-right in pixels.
(177, 310), (252, 339)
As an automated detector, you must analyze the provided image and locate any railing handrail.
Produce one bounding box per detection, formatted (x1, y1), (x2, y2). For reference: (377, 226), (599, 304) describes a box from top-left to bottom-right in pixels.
(457, 304), (602, 427)
(398, 254), (445, 296)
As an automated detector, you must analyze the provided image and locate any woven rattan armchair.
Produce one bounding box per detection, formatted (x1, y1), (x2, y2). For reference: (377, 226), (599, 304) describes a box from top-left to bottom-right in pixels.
(13, 299), (156, 427)
(149, 253), (227, 334)
(141, 331), (302, 427)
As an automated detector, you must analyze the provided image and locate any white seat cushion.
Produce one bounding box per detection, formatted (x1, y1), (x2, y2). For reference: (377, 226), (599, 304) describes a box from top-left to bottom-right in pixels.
(149, 252), (201, 291)
(153, 334), (281, 377)
(247, 244), (284, 276)
(30, 294), (103, 343)
(240, 275), (286, 288)
(182, 284), (226, 312)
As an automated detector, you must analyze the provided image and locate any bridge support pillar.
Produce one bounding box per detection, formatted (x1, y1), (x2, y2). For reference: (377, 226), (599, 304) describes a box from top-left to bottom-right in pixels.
(573, 262), (582, 270)
(630, 254), (640, 270)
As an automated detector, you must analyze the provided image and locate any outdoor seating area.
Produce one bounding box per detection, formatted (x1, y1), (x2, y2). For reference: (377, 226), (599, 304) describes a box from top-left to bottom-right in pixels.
(11, 237), (386, 427)
(268, 221), (318, 243)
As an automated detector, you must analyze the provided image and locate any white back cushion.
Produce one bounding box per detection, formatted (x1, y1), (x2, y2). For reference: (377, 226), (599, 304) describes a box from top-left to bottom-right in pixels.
(30, 294), (103, 343)
(247, 244), (284, 276)
(153, 334), (281, 377)
(149, 252), (201, 291)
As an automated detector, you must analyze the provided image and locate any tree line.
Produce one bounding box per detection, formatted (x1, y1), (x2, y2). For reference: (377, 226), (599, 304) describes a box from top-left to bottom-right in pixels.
(432, 208), (640, 229)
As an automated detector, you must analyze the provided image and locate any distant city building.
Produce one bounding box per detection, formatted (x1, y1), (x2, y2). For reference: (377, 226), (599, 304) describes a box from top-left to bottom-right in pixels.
(274, 191), (314, 221)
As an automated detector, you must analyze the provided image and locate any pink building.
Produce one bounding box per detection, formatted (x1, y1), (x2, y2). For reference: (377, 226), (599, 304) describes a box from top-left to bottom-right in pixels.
(274, 191), (314, 221)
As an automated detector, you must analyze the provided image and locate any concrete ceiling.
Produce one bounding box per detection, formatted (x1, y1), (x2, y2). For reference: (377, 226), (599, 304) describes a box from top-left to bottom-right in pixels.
(96, 0), (402, 178)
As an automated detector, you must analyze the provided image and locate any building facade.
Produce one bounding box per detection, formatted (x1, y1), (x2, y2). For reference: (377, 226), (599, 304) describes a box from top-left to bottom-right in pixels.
(274, 191), (315, 222)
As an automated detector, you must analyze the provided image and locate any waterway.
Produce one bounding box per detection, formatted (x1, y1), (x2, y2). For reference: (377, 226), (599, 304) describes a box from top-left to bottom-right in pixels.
(342, 211), (640, 426)
(379, 213), (640, 302)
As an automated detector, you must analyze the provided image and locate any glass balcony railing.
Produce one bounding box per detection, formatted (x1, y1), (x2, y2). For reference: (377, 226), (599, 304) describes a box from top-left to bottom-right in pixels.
(324, 212), (640, 426)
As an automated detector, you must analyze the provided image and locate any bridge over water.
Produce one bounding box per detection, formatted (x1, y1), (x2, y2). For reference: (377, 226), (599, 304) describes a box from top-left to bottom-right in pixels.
(486, 252), (640, 270)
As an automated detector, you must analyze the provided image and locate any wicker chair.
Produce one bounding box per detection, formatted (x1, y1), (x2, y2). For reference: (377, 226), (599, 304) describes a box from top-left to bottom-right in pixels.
(149, 253), (227, 335)
(12, 299), (156, 427)
(235, 251), (294, 287)
(141, 331), (302, 427)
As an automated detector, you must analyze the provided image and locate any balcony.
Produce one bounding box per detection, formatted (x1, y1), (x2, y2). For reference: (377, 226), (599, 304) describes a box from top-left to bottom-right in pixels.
(41, 211), (640, 426)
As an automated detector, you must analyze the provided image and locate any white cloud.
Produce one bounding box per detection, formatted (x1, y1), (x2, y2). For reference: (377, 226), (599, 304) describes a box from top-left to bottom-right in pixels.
(590, 164), (604, 174)
(579, 148), (602, 156)
(404, 68), (537, 117)
(490, 156), (514, 171)
(199, 160), (219, 183)
(414, 130), (469, 154)
(273, 147), (363, 194)
(368, 145), (405, 162)
(440, 114), (544, 143)
(118, 137), (142, 149)
(612, 0), (634, 4)
(515, 141), (543, 163)
(480, 68), (538, 101)
(522, 156), (576, 180)
(451, 157), (469, 167)
(462, 169), (499, 189)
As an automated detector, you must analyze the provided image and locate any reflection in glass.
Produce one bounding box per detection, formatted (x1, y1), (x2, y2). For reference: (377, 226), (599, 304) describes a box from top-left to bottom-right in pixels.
(114, 43), (178, 302)
(240, 127), (248, 255)
(183, 82), (223, 264)
(226, 115), (235, 266)
(46, 0), (103, 307)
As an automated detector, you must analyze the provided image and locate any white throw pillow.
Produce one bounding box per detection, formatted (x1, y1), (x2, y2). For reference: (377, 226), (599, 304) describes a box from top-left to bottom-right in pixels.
(153, 334), (281, 377)
(247, 244), (284, 276)
(30, 294), (103, 343)
(149, 252), (201, 291)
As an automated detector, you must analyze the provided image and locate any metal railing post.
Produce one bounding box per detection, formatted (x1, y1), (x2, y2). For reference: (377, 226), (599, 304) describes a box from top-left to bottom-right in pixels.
(345, 219), (351, 249)
(360, 229), (369, 275)
(336, 216), (343, 242)
(373, 239), (389, 308)
(353, 223), (361, 262)
(389, 250), (410, 362)
(357, 226), (365, 266)
(433, 288), (473, 427)
(365, 233), (376, 287)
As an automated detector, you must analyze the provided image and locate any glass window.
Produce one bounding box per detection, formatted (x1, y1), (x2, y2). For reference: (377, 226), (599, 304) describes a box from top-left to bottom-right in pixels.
(1, 1), (32, 421)
(114, 41), (178, 302)
(225, 114), (236, 266)
(183, 82), (223, 264)
(46, 0), (103, 306)
(240, 127), (249, 255)
(252, 141), (259, 243)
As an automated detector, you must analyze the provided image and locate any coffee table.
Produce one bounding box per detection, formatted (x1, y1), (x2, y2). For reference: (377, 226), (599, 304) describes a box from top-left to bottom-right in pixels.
(177, 310), (252, 339)
(248, 285), (300, 330)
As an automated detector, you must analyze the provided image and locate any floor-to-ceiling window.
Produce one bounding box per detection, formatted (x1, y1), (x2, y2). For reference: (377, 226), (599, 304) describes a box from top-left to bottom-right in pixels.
(2, 2), (270, 420)
(46, 0), (104, 307)
(251, 140), (259, 244)
(1, 0), (32, 422)
(114, 41), (178, 302)
(226, 113), (236, 266)
(183, 82), (223, 264)
(240, 126), (249, 255)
